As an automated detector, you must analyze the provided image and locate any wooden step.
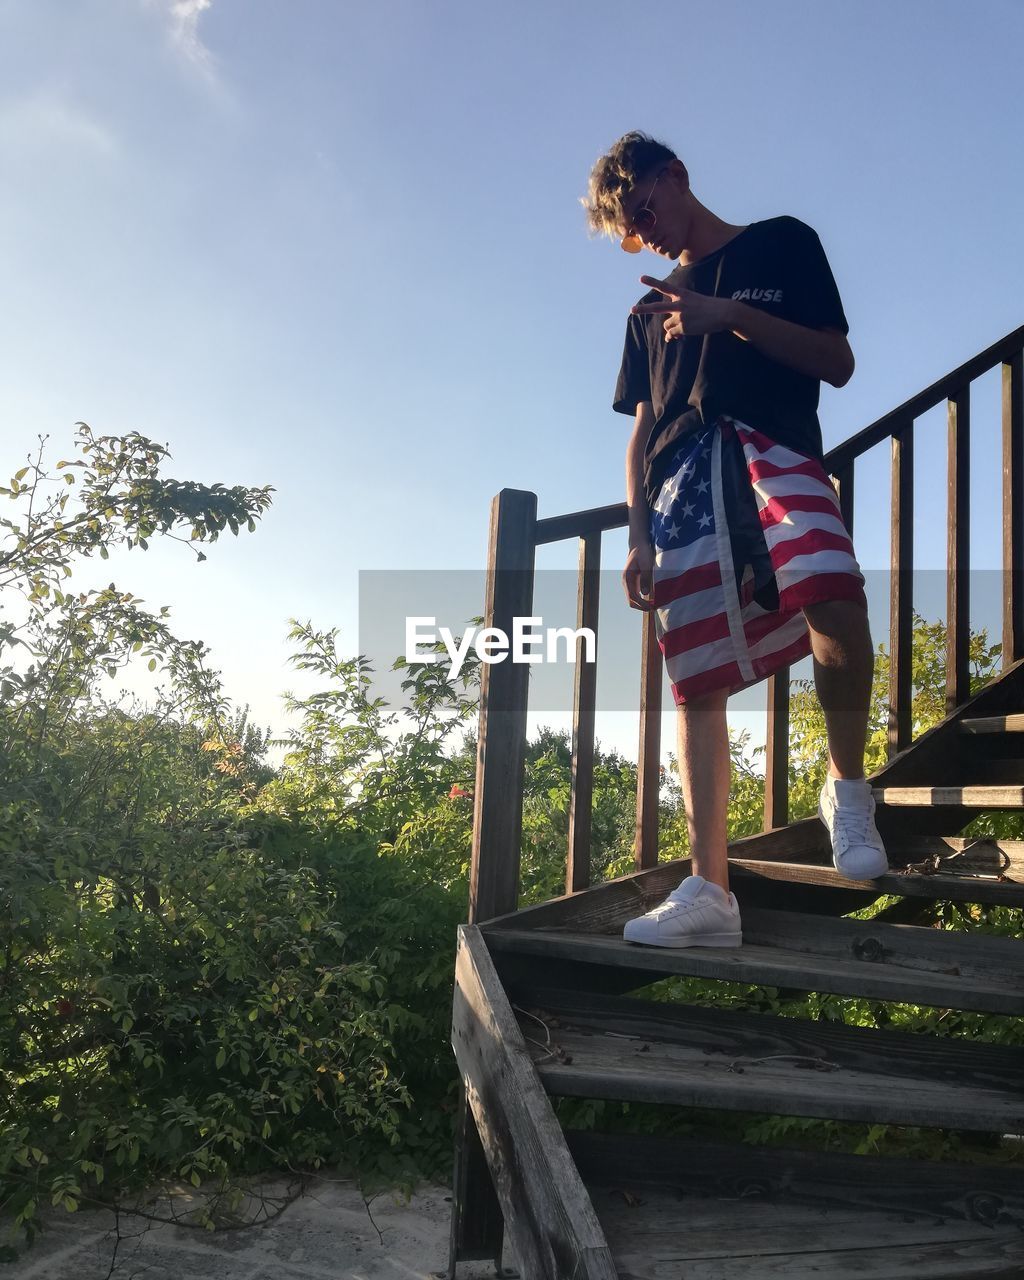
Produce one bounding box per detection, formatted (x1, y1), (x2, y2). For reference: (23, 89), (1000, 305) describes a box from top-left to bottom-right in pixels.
(960, 713), (1024, 734)
(875, 785), (1024, 808)
(569, 1130), (1024, 1279)
(731, 838), (1024, 908)
(519, 989), (1024, 1132)
(485, 906), (1024, 1014)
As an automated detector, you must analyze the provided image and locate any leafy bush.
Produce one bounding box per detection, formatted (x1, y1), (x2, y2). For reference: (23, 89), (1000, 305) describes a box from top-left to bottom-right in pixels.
(2, 428), (1020, 1262)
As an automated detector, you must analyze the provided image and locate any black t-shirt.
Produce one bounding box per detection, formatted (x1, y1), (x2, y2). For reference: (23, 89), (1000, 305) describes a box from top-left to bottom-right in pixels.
(612, 216), (849, 507)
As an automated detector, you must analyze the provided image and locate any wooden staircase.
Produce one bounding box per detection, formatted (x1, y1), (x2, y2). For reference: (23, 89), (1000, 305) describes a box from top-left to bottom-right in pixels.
(447, 330), (1024, 1278)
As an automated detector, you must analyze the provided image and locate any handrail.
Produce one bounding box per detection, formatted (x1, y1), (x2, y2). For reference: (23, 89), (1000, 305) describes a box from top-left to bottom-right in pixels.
(535, 502), (627, 544)
(825, 325), (1024, 472)
(469, 326), (1024, 917)
(534, 326), (1024, 545)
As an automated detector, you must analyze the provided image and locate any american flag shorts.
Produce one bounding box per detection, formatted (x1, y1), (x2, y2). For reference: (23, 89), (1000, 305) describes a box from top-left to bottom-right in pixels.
(649, 416), (867, 706)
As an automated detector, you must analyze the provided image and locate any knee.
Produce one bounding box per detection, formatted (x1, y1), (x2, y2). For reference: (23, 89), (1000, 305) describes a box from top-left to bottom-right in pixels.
(678, 688), (730, 725)
(804, 599), (870, 640)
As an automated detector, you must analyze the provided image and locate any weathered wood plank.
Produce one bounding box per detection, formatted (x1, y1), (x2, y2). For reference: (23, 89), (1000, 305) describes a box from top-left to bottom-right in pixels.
(737, 905), (1024, 981)
(834, 458), (855, 536)
(753, 833), (1024, 875)
(612, 1215), (991, 1257)
(486, 910), (1024, 1014)
(611, 1217), (1022, 1261)
(763, 670), (790, 829)
(613, 1237), (1024, 1279)
(635, 610), (662, 871)
(573, 1131), (1024, 1276)
(567, 530), (601, 894)
(520, 990), (1024, 1131)
(960, 713), (1024, 733)
(885, 834), (1024, 865)
(450, 927), (617, 1280)
(1003, 350), (1024, 667)
(566, 1128), (1024, 1218)
(947, 387), (971, 711)
(890, 424), (914, 756)
(470, 488), (537, 923)
(534, 501), (627, 544)
(447, 1086), (505, 1270)
(876, 785), (1024, 807)
(731, 845), (1024, 909)
(608, 1213), (1024, 1267)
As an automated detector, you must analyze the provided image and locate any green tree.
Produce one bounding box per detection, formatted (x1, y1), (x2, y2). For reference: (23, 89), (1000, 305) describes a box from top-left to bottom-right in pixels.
(786, 612), (1002, 822)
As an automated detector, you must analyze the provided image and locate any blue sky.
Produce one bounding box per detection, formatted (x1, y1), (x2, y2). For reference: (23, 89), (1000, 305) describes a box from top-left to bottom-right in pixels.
(2, 0), (1023, 761)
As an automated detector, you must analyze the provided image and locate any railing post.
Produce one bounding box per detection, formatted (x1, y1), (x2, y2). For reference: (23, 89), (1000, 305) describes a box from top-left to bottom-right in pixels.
(635, 609), (662, 870)
(947, 388), (971, 710)
(890, 424), (914, 756)
(566, 532), (600, 893)
(834, 461), (855, 537)
(469, 488), (537, 922)
(763, 669), (790, 829)
(453, 488), (537, 1278)
(1003, 351), (1024, 668)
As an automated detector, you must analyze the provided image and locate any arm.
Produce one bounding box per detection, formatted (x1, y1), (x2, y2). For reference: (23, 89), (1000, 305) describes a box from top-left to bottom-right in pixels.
(626, 402), (654, 548)
(728, 303), (854, 388)
(632, 277), (855, 387)
(623, 403), (656, 611)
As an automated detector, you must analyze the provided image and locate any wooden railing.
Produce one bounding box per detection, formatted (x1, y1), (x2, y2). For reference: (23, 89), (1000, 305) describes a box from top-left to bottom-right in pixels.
(468, 326), (1024, 922)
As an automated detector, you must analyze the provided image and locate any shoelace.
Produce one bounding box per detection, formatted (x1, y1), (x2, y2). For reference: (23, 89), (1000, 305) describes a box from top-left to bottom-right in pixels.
(831, 804), (873, 851)
(649, 893), (701, 918)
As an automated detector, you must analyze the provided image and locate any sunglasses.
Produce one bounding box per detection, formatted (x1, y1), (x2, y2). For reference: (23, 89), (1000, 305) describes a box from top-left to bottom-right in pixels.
(620, 169), (665, 253)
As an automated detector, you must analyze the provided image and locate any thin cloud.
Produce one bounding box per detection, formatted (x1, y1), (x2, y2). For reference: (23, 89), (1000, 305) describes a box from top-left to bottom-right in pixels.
(150, 0), (217, 77)
(0, 88), (119, 157)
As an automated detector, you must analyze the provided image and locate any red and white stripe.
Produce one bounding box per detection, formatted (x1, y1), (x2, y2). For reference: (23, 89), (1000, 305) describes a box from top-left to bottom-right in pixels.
(653, 418), (866, 705)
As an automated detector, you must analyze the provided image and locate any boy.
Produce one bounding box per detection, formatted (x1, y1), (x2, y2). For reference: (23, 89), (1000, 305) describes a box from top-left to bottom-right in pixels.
(583, 131), (887, 948)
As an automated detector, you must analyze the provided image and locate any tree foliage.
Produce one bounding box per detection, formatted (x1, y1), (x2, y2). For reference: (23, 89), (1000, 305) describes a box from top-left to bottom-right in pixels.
(1, 428), (1020, 1261)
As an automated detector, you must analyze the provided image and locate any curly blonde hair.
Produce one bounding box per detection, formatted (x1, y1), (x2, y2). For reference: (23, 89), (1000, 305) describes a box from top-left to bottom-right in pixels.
(582, 131), (679, 238)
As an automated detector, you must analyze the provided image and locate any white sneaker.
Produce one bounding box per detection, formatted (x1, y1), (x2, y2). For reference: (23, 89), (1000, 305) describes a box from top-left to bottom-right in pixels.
(818, 775), (889, 880)
(623, 876), (742, 948)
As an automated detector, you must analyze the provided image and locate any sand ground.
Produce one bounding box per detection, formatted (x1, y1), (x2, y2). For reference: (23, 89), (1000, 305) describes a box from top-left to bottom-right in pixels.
(2, 1177), (509, 1280)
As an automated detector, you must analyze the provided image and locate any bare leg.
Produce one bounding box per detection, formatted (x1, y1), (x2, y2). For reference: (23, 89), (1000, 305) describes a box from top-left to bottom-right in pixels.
(675, 688), (731, 892)
(803, 600), (874, 779)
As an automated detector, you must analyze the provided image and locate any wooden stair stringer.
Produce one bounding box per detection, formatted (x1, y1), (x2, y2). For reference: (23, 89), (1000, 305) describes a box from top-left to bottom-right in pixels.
(450, 924), (618, 1280)
(866, 652), (1024, 842)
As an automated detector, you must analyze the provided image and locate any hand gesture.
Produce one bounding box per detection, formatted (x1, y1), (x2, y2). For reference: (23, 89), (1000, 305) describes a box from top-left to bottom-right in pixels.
(631, 276), (734, 342)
